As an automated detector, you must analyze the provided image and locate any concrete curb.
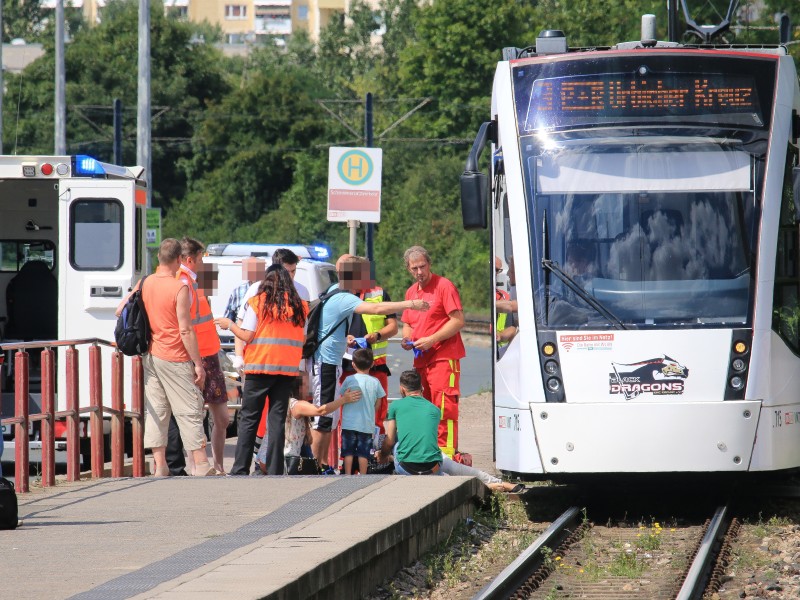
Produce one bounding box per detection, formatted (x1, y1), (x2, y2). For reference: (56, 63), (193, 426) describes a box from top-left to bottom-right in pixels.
(269, 477), (486, 600)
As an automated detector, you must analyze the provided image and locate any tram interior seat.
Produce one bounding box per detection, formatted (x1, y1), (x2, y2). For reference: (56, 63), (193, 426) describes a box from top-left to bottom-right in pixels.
(4, 260), (57, 341)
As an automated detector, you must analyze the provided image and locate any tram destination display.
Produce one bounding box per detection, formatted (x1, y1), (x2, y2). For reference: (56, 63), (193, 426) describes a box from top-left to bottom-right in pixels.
(521, 71), (763, 130)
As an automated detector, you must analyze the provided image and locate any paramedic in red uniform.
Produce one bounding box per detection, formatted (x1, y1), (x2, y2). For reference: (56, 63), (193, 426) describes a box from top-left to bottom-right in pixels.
(401, 246), (465, 457)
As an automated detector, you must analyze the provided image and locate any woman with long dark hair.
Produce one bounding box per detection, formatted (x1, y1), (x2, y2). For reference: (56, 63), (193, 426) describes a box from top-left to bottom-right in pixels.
(215, 265), (307, 475)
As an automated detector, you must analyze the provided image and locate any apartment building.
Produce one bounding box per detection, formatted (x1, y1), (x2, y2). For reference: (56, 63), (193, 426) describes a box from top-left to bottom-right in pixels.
(76, 0), (378, 45)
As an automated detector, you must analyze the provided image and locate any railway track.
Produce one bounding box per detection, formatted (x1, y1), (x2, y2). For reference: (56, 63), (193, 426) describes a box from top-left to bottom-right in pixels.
(475, 504), (738, 600)
(463, 318), (491, 335)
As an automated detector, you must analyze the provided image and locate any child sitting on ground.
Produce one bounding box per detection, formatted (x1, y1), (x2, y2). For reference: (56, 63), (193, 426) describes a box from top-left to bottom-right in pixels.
(339, 348), (385, 475)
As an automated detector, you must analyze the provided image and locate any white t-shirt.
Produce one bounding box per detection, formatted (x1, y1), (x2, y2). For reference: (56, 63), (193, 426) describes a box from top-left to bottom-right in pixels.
(237, 279), (310, 321)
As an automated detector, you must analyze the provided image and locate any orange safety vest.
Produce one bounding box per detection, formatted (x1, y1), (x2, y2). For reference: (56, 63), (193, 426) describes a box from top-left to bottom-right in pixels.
(178, 267), (220, 357)
(243, 294), (308, 376)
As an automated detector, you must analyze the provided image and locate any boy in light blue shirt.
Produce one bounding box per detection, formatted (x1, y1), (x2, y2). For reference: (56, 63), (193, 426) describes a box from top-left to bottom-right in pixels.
(339, 348), (385, 475)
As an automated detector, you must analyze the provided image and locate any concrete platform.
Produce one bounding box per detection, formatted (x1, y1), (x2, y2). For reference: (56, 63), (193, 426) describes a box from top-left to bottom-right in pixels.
(1, 474), (484, 600)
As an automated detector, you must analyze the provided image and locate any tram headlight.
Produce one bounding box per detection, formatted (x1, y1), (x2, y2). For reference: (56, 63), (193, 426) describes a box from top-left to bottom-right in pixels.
(730, 376), (745, 390)
(733, 341), (748, 354)
(542, 342), (556, 357)
(731, 358), (746, 372)
(546, 377), (562, 392)
(544, 360), (559, 375)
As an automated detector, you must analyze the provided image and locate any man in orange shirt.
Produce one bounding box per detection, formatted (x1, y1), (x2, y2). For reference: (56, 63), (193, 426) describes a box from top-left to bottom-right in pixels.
(170, 237), (230, 474)
(401, 246), (465, 458)
(132, 238), (214, 476)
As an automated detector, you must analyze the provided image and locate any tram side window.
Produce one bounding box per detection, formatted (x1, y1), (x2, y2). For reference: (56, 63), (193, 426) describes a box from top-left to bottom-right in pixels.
(70, 199), (123, 271)
(773, 145), (800, 351)
(496, 186), (518, 359)
(0, 240), (56, 272)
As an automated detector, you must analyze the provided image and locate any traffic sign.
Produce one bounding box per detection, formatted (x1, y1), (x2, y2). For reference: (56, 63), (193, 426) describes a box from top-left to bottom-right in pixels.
(146, 208), (161, 249)
(327, 147), (382, 223)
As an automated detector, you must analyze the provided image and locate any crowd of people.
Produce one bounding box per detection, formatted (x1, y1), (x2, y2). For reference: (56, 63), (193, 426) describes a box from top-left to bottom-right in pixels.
(117, 237), (521, 492)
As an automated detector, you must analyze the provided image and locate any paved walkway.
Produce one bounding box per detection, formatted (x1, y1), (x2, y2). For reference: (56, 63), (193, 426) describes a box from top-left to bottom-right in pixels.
(3, 474), (483, 600)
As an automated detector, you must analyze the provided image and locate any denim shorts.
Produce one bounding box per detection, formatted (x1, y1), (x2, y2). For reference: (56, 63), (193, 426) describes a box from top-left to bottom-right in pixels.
(340, 429), (373, 459)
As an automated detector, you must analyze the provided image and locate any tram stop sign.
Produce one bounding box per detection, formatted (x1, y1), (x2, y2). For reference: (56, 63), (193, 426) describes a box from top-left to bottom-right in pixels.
(327, 147), (382, 223)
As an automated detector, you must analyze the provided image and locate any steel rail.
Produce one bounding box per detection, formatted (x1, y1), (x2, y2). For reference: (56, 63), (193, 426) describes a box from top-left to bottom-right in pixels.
(473, 506), (582, 600)
(675, 504), (731, 600)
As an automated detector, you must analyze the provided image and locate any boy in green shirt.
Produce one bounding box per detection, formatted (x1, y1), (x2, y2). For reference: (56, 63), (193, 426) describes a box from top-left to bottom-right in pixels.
(376, 370), (442, 475)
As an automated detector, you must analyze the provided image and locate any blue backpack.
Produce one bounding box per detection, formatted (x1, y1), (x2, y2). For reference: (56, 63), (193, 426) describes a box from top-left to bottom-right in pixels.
(114, 276), (151, 356)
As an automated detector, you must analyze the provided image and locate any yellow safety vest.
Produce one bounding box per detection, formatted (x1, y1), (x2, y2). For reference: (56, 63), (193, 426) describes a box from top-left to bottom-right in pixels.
(496, 289), (509, 348)
(361, 288), (388, 360)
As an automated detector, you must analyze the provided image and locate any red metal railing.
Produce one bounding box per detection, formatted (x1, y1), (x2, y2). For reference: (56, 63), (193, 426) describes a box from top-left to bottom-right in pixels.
(0, 338), (145, 493)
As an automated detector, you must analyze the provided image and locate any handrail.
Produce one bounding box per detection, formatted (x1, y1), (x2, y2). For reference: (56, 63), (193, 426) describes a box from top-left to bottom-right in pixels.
(0, 339), (145, 492)
(0, 337), (118, 351)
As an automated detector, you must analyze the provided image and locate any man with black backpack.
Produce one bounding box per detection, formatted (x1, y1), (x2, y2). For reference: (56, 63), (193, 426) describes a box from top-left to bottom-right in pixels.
(307, 255), (429, 473)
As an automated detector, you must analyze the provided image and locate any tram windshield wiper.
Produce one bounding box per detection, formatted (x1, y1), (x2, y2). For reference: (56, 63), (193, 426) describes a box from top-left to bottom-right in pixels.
(541, 258), (628, 330)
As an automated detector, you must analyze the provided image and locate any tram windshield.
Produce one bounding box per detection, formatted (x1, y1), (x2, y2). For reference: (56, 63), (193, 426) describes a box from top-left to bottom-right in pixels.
(513, 54), (775, 330)
(525, 134), (759, 328)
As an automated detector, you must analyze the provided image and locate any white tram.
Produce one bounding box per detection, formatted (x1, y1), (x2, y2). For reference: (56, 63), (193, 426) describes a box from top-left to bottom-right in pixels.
(461, 21), (800, 475)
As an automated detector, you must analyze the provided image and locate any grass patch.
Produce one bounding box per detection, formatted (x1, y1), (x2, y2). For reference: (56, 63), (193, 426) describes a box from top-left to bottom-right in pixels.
(635, 520), (664, 551)
(608, 542), (646, 578)
(752, 513), (792, 538)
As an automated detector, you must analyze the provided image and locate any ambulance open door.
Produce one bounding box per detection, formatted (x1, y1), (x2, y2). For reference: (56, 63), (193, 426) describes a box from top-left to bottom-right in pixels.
(56, 177), (142, 412)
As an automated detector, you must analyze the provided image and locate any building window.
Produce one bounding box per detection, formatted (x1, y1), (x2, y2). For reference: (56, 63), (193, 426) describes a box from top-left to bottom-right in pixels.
(297, 5), (308, 20)
(167, 6), (188, 19)
(225, 4), (247, 19)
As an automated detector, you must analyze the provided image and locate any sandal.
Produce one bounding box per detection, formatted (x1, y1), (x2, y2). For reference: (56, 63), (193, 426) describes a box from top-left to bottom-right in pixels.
(507, 483), (526, 494)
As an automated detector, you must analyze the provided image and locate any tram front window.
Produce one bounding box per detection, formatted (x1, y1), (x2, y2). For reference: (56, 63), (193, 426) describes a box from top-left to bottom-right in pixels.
(527, 139), (758, 329)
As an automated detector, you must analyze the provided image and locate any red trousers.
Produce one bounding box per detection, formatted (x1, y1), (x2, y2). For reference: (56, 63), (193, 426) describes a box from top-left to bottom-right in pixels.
(418, 358), (461, 457)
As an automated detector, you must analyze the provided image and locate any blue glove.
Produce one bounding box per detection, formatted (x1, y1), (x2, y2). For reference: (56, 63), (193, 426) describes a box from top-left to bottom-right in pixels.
(413, 347), (424, 359)
(353, 337), (368, 349)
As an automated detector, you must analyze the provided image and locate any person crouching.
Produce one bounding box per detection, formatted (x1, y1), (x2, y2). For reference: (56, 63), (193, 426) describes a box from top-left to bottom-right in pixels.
(375, 369), (442, 476)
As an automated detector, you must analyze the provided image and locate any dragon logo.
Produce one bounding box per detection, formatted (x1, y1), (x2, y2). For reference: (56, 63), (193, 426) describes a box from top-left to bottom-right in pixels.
(609, 355), (689, 400)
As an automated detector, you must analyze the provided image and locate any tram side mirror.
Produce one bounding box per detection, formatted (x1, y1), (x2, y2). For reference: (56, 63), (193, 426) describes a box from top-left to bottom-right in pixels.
(794, 167), (800, 221)
(461, 120), (496, 231)
(461, 171), (488, 230)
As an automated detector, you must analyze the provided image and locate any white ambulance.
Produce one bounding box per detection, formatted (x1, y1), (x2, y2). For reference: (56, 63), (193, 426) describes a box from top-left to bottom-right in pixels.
(0, 155), (148, 467)
(203, 243), (338, 350)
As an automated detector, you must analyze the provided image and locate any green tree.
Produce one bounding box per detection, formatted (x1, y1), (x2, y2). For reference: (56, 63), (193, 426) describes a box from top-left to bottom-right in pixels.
(374, 150), (489, 309)
(396, 0), (534, 138)
(3, 0), (230, 208)
(526, 0), (663, 46)
(164, 50), (331, 241)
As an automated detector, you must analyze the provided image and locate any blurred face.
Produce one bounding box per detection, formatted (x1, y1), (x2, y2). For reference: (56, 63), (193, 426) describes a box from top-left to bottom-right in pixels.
(407, 254), (431, 287)
(242, 258), (266, 281)
(339, 260), (374, 292)
(196, 261), (217, 296)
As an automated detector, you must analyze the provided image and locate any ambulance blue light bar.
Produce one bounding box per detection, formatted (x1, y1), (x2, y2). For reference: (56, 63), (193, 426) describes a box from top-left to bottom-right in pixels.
(74, 155), (106, 176)
(73, 155), (132, 178)
(307, 245), (331, 260)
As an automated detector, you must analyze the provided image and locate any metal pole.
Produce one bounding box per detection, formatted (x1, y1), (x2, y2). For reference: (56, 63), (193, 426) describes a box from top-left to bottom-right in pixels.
(137, 0), (151, 206)
(54, 0), (66, 154)
(668, 0), (680, 43)
(113, 98), (122, 165)
(364, 93), (374, 267)
(348, 219), (360, 255)
(0, 0), (4, 154)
